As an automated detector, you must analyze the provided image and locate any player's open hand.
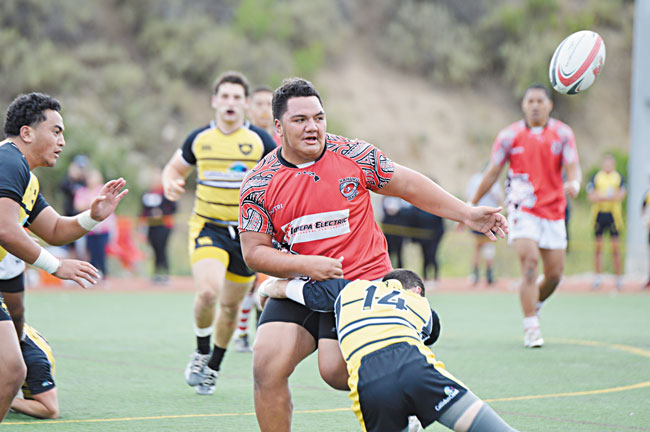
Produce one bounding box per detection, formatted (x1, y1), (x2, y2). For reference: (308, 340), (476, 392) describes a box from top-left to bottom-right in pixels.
(54, 259), (101, 288)
(465, 206), (508, 241)
(89, 178), (129, 221)
(303, 256), (344, 281)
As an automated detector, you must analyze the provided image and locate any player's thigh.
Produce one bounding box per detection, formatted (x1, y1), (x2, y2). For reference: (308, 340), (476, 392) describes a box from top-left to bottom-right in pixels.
(539, 248), (565, 279)
(192, 258), (227, 295)
(0, 315), (24, 379)
(253, 321), (315, 381)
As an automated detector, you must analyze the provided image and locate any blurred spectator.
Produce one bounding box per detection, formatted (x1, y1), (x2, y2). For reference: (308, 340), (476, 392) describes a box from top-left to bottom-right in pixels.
(140, 168), (176, 284)
(380, 197), (410, 268)
(465, 169), (503, 285)
(58, 155), (89, 258)
(74, 169), (116, 278)
(586, 154), (626, 290)
(407, 205), (445, 281)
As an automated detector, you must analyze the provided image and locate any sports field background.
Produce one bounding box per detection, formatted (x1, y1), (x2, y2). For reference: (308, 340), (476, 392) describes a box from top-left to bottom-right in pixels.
(4, 278), (649, 431)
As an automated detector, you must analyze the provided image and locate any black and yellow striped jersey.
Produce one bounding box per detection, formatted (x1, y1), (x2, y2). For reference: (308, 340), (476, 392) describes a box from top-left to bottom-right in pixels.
(301, 278), (438, 371)
(0, 141), (50, 262)
(181, 121), (275, 226)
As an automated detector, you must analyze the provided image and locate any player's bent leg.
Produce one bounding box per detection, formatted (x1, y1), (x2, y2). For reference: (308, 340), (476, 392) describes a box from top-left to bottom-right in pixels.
(192, 258), (227, 328)
(253, 322), (315, 432)
(438, 391), (518, 432)
(539, 248), (565, 302)
(318, 338), (349, 390)
(513, 239), (540, 316)
(0, 320), (26, 422)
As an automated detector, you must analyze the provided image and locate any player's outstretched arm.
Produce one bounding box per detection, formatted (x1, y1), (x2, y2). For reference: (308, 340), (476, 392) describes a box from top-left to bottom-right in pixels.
(379, 164), (507, 241)
(240, 231), (344, 281)
(10, 388), (59, 419)
(28, 179), (127, 246)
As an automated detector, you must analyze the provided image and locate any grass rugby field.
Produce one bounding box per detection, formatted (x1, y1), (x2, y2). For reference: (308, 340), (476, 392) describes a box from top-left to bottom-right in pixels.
(3, 281), (649, 431)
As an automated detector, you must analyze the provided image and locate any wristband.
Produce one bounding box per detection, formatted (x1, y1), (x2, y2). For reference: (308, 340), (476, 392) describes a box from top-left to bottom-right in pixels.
(76, 210), (100, 231)
(32, 248), (61, 274)
(566, 180), (580, 194)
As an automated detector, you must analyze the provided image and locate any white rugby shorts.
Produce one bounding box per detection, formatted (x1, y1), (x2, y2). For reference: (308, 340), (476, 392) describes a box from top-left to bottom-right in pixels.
(507, 209), (567, 250)
(0, 253), (26, 280)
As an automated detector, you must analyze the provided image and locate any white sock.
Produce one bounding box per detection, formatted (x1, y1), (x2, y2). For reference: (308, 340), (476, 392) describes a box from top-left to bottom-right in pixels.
(194, 325), (213, 337)
(523, 316), (540, 330)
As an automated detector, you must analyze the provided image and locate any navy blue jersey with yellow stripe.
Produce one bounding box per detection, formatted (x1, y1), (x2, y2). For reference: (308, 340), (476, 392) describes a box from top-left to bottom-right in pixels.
(21, 324), (56, 398)
(181, 121), (275, 226)
(0, 141), (49, 261)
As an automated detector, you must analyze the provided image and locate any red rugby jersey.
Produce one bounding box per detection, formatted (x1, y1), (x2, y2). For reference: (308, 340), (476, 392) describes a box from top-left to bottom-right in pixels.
(491, 118), (578, 220)
(239, 134), (394, 281)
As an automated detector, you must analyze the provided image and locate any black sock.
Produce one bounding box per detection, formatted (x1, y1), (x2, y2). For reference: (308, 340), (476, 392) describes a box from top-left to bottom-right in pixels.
(197, 336), (211, 355)
(207, 346), (227, 371)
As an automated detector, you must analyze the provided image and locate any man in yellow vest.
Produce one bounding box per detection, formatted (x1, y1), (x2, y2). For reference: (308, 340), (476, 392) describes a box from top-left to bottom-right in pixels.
(587, 154), (626, 290)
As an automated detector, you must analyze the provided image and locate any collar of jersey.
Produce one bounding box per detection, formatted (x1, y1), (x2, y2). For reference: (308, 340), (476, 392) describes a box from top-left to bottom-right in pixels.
(277, 145), (327, 169)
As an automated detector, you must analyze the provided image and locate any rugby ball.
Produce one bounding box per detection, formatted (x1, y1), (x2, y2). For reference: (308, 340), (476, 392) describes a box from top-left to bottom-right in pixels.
(549, 30), (606, 95)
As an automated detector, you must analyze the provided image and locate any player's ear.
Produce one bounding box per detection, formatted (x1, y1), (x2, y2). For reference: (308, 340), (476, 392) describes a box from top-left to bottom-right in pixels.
(274, 118), (283, 136)
(20, 125), (34, 143)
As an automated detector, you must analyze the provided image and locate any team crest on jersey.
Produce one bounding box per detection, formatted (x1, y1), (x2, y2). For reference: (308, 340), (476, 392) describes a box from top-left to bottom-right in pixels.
(239, 142), (253, 155)
(339, 177), (360, 201)
(550, 140), (562, 155)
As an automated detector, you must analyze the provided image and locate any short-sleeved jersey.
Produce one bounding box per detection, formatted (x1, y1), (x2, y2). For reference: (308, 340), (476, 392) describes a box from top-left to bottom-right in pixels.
(318, 279), (435, 372)
(491, 119), (578, 220)
(21, 324), (56, 398)
(587, 170), (625, 213)
(239, 134), (394, 281)
(181, 121), (276, 226)
(0, 141), (50, 262)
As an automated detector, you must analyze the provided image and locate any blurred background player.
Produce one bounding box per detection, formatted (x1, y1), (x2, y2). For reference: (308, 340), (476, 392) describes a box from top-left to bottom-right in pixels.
(162, 71), (275, 395)
(248, 85), (282, 147)
(74, 168), (117, 280)
(469, 83), (581, 348)
(408, 202), (445, 282)
(464, 167), (503, 285)
(239, 77), (507, 431)
(258, 270), (518, 432)
(586, 154), (626, 290)
(380, 197), (410, 269)
(58, 154), (89, 259)
(10, 324), (58, 419)
(140, 167), (176, 284)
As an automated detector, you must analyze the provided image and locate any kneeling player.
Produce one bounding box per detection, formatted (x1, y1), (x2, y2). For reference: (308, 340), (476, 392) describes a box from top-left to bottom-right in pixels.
(10, 324), (58, 419)
(259, 269), (518, 432)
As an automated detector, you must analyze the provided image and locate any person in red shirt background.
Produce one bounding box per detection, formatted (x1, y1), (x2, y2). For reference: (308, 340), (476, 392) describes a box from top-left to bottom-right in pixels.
(470, 83), (581, 348)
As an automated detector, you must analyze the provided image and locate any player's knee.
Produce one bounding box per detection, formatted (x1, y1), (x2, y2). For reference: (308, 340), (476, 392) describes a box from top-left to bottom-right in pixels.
(196, 288), (218, 307)
(544, 274), (562, 290)
(253, 340), (294, 387)
(3, 358), (26, 394)
(217, 302), (239, 321)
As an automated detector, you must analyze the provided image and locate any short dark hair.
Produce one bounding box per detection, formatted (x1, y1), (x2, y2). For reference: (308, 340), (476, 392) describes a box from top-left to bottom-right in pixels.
(272, 77), (323, 121)
(382, 269), (425, 297)
(212, 71), (250, 97)
(251, 85), (273, 96)
(4, 92), (61, 137)
(523, 83), (552, 101)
